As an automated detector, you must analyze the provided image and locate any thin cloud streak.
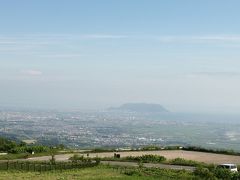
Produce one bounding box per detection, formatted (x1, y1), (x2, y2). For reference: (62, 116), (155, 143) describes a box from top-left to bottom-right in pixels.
(1, 34), (240, 54)
(40, 54), (85, 58)
(156, 35), (240, 43)
(186, 72), (240, 78)
(0, 34), (128, 52)
(21, 70), (43, 76)
(1, 34), (240, 45)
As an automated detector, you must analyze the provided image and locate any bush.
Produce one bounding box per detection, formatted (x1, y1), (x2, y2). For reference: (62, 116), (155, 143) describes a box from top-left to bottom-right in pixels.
(69, 154), (92, 163)
(0, 137), (16, 152)
(125, 154), (166, 163)
(138, 167), (195, 179)
(10, 145), (50, 154)
(0, 153), (29, 160)
(169, 158), (203, 167)
(214, 167), (234, 179)
(183, 146), (240, 156)
(94, 157), (101, 165)
(194, 166), (240, 180)
(194, 167), (216, 180)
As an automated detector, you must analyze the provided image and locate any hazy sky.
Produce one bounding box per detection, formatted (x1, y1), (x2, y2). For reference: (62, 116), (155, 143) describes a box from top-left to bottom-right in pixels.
(1, 0), (240, 113)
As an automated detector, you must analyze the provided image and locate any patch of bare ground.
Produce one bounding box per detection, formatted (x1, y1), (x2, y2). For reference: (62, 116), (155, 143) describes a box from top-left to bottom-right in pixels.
(86, 150), (240, 164)
(28, 150), (240, 164)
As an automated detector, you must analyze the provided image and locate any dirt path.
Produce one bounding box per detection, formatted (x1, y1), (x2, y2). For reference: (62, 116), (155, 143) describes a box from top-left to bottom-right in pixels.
(27, 150), (240, 164)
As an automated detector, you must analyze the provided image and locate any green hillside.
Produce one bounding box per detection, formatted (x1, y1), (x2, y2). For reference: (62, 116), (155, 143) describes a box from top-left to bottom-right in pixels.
(0, 165), (193, 180)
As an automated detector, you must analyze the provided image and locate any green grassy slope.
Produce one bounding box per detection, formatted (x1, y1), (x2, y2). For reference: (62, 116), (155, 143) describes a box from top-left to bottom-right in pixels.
(0, 165), (193, 180)
(0, 166), (145, 180)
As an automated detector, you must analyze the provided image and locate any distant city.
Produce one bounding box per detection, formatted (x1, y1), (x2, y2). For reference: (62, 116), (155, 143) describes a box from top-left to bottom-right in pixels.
(1, 103), (240, 151)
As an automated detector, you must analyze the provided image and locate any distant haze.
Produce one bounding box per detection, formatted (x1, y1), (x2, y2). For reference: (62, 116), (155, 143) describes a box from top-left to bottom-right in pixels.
(1, 1), (240, 113)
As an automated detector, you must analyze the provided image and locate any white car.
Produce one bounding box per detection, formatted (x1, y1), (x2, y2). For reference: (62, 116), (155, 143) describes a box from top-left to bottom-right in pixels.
(217, 164), (238, 172)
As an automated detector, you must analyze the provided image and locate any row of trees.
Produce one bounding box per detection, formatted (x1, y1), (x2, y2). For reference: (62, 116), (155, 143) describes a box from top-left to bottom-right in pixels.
(0, 137), (18, 152)
(0, 137), (64, 154)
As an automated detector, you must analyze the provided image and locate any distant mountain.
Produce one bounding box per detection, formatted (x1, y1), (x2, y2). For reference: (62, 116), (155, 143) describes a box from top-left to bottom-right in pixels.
(109, 103), (169, 113)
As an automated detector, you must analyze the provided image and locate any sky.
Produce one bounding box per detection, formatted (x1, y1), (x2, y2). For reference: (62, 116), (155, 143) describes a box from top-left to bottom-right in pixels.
(1, 0), (240, 113)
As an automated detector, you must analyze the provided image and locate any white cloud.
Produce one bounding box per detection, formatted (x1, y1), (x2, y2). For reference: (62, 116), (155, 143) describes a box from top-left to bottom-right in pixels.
(186, 72), (240, 78)
(156, 35), (240, 43)
(21, 70), (43, 76)
(79, 34), (128, 39)
(1, 34), (240, 46)
(40, 53), (84, 58)
(1, 34), (240, 55)
(0, 34), (128, 43)
(0, 34), (128, 53)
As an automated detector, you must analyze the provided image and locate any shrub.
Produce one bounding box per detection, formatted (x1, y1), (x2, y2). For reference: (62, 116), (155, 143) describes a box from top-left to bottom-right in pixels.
(10, 145), (50, 154)
(169, 158), (202, 166)
(0, 137), (17, 152)
(194, 167), (216, 180)
(214, 167), (233, 179)
(69, 154), (92, 163)
(94, 157), (101, 165)
(125, 154), (166, 163)
(183, 146), (240, 156)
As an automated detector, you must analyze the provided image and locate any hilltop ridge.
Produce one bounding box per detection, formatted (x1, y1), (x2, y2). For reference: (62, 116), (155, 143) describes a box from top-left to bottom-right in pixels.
(109, 103), (169, 113)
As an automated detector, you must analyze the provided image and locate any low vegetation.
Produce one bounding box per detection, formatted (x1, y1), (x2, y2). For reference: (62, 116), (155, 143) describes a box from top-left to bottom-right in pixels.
(2, 164), (240, 180)
(97, 154), (209, 168)
(183, 146), (240, 156)
(69, 154), (101, 165)
(124, 154), (166, 163)
(0, 159), (99, 172)
(168, 157), (206, 167)
(2, 137), (240, 179)
(98, 154), (167, 164)
(0, 137), (65, 160)
(0, 165), (149, 180)
(194, 166), (240, 180)
(0, 157), (240, 179)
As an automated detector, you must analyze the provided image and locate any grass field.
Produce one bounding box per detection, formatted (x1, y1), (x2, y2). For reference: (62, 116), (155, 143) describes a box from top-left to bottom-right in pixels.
(0, 165), (198, 180)
(0, 163), (238, 179)
(0, 166), (167, 180)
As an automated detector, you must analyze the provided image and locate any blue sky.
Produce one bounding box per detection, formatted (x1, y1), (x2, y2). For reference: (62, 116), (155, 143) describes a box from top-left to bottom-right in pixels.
(1, 0), (240, 113)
